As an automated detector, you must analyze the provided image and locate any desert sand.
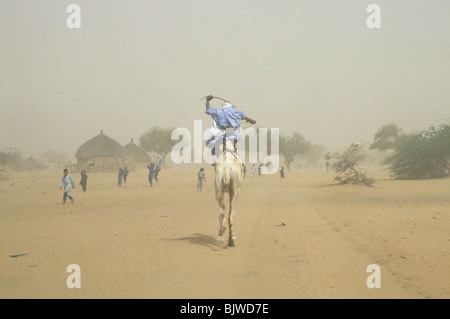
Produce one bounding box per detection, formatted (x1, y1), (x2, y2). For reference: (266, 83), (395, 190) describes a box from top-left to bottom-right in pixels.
(0, 166), (448, 299)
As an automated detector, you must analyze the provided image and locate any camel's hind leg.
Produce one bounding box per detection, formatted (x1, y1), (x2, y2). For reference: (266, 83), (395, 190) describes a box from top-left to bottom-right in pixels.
(216, 190), (227, 246)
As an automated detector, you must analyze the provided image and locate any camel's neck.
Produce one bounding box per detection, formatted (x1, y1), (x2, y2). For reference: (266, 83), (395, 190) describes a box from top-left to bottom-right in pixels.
(223, 139), (235, 151)
(220, 139), (240, 164)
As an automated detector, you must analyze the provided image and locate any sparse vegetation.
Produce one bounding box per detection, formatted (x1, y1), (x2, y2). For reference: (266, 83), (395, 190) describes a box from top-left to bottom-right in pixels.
(382, 123), (450, 179)
(140, 127), (178, 158)
(370, 123), (415, 151)
(0, 150), (22, 171)
(279, 132), (310, 170)
(369, 123), (402, 151)
(331, 143), (374, 186)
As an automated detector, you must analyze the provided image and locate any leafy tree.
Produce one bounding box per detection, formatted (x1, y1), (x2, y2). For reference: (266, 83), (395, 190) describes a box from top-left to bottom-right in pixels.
(301, 144), (327, 166)
(139, 127), (178, 158)
(0, 150), (22, 171)
(279, 132), (310, 170)
(382, 123), (450, 179)
(240, 129), (309, 170)
(393, 132), (416, 149)
(331, 143), (374, 186)
(370, 123), (402, 151)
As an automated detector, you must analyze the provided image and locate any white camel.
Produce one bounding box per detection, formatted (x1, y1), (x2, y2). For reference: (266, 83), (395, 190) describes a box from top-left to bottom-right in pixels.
(214, 138), (244, 247)
(202, 94), (255, 247)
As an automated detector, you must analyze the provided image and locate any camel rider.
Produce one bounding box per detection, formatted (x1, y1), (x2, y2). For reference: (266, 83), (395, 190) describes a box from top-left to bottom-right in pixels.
(204, 95), (256, 155)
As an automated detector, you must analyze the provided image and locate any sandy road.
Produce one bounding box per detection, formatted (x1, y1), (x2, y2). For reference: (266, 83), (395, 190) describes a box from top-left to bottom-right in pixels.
(0, 168), (448, 298)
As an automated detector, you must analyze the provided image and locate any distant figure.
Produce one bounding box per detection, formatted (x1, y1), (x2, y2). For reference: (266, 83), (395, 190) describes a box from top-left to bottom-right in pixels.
(154, 166), (161, 183)
(122, 167), (129, 184)
(118, 168), (123, 186)
(80, 170), (88, 192)
(258, 164), (262, 177)
(197, 167), (206, 191)
(251, 164), (256, 177)
(59, 168), (74, 204)
(147, 163), (155, 187)
(280, 167), (285, 181)
(155, 154), (164, 169)
(243, 165), (247, 178)
(325, 151), (331, 173)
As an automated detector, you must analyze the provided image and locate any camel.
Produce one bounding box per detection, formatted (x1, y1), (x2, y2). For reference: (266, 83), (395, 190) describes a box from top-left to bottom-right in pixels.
(202, 95), (255, 247)
(214, 137), (244, 247)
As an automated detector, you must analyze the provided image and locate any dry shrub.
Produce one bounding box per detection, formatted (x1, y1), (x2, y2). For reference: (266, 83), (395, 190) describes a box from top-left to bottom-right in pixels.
(331, 143), (374, 186)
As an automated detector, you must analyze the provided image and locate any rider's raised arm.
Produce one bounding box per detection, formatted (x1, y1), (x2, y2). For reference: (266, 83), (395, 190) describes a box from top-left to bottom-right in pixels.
(205, 95), (214, 111)
(244, 116), (256, 125)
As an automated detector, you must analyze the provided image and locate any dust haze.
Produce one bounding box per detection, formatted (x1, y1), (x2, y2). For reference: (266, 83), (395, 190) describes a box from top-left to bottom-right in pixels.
(1, 1), (449, 157)
(1, 1), (450, 301)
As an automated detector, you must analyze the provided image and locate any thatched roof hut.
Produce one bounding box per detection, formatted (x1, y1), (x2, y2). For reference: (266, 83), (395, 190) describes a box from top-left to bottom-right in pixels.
(121, 138), (150, 171)
(75, 130), (123, 172)
(16, 155), (47, 171)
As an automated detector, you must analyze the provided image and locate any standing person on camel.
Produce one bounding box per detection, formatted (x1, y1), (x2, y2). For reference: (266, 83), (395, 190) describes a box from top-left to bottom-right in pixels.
(204, 95), (256, 156)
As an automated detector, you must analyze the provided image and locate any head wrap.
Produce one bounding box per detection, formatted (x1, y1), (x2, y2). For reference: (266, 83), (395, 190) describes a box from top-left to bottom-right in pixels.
(222, 102), (234, 108)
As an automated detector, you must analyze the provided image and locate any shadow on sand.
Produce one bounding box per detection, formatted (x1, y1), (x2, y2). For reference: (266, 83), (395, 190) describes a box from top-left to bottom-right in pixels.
(167, 233), (222, 251)
(316, 182), (342, 188)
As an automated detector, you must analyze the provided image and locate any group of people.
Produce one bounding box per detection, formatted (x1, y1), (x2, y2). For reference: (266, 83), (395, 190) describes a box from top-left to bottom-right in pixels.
(60, 94), (287, 202)
(60, 161), (285, 204)
(58, 161), (165, 203)
(59, 168), (89, 204)
(146, 163), (161, 187)
(241, 164), (285, 180)
(195, 165), (286, 192)
(117, 162), (162, 188)
(245, 164), (285, 180)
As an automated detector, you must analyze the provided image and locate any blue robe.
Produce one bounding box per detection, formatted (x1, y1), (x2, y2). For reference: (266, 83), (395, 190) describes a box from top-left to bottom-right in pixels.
(205, 105), (246, 150)
(147, 165), (154, 186)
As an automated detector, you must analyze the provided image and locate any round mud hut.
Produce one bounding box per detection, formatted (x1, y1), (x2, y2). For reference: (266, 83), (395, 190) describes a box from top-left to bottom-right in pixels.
(75, 130), (123, 172)
(16, 155), (47, 171)
(121, 138), (150, 171)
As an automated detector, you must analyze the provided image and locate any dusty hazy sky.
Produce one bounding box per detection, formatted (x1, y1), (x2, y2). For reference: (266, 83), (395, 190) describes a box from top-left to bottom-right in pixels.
(1, 0), (449, 158)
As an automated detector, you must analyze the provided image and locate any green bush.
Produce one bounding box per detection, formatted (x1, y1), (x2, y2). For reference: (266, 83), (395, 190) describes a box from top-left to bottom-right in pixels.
(382, 123), (450, 179)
